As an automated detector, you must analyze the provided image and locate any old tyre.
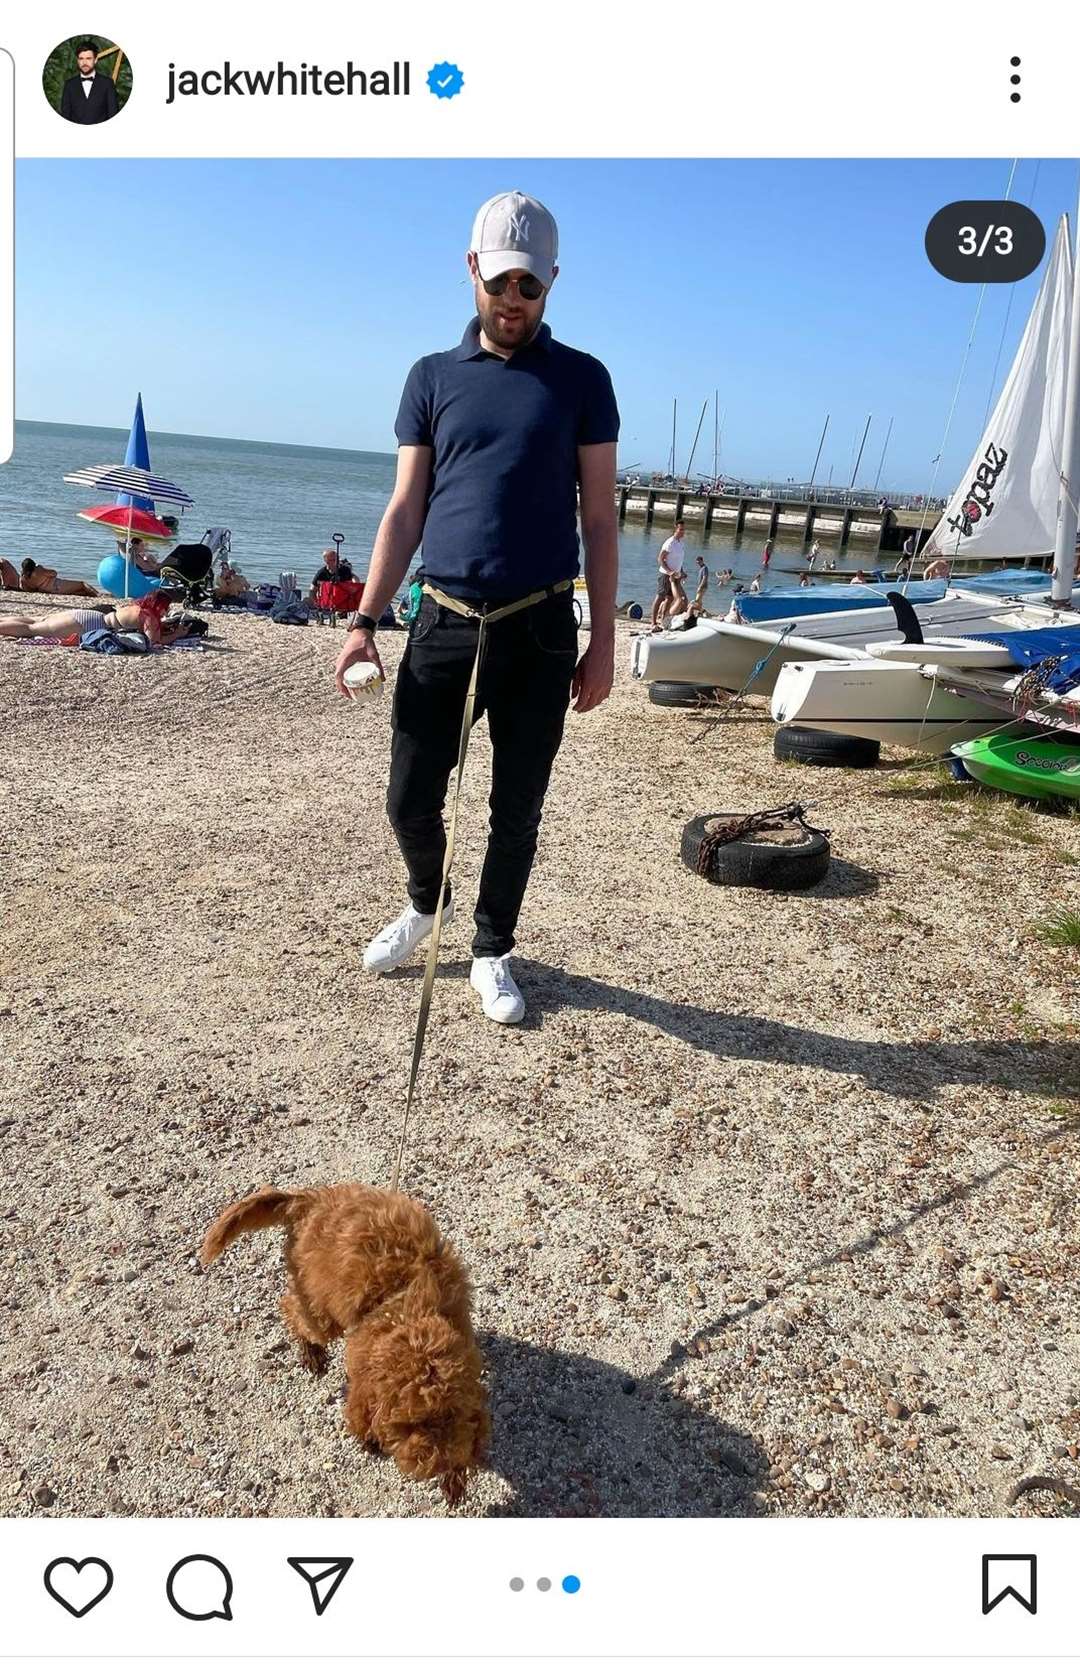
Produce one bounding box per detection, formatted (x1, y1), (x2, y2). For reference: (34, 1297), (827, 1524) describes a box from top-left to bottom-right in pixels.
(680, 811), (831, 891)
(773, 724), (880, 768)
(648, 681), (723, 709)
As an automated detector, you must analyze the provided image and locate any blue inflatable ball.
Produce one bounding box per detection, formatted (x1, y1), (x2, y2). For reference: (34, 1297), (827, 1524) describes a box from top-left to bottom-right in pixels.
(96, 552), (162, 600)
(627, 601), (644, 620)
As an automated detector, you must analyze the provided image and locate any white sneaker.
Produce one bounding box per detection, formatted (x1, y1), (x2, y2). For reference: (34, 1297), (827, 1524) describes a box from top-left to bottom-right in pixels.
(362, 899), (454, 973)
(469, 954), (525, 1024)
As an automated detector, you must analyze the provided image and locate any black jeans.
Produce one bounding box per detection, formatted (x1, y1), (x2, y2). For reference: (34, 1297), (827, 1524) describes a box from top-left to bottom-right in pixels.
(387, 589), (578, 958)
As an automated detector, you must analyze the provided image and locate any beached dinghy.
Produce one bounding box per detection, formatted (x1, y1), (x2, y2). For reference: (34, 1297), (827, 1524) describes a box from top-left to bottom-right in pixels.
(951, 732), (1080, 800)
(630, 592), (1076, 697)
(770, 657), (1012, 753)
(771, 612), (1080, 753)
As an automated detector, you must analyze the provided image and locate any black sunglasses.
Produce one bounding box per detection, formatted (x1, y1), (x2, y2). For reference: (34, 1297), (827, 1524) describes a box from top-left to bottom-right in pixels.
(480, 272), (546, 301)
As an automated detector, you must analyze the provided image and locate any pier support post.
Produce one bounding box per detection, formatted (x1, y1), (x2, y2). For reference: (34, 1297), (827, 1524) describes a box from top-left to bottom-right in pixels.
(704, 493), (715, 532)
(646, 490), (656, 525)
(769, 501), (780, 538)
(674, 491), (685, 521)
(736, 498), (748, 536)
(841, 507), (854, 546)
(618, 487), (628, 520)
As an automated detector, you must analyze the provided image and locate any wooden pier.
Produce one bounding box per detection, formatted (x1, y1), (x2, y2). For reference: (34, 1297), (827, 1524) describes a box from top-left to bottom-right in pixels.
(614, 486), (934, 551)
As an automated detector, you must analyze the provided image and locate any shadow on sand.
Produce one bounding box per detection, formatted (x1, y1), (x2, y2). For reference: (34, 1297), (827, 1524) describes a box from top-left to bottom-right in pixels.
(479, 1332), (767, 1517)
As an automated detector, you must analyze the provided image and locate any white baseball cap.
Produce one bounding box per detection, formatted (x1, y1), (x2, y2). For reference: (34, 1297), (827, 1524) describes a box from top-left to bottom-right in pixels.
(470, 191), (559, 288)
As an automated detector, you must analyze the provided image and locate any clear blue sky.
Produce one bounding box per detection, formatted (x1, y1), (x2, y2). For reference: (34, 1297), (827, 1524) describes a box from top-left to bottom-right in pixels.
(14, 157), (1080, 491)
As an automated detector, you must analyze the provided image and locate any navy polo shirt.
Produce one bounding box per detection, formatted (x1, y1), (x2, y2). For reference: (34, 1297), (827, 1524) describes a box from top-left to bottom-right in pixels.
(394, 316), (619, 600)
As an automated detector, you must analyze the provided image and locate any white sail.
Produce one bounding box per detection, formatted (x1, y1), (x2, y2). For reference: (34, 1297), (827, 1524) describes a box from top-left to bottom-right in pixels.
(924, 215), (1073, 563)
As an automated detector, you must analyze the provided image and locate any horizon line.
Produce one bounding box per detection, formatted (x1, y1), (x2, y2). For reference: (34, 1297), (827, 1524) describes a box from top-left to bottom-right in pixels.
(14, 415), (396, 461)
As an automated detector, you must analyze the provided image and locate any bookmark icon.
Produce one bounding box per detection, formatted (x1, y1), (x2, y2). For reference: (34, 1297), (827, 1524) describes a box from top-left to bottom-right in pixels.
(287, 1557), (354, 1616)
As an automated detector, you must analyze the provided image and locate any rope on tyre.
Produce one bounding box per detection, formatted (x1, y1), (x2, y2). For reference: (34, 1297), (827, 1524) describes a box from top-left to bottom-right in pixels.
(1006, 1473), (1080, 1510)
(696, 799), (831, 879)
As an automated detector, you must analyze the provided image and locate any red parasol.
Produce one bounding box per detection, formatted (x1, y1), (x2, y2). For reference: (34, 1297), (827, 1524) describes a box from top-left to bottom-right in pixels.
(76, 504), (177, 543)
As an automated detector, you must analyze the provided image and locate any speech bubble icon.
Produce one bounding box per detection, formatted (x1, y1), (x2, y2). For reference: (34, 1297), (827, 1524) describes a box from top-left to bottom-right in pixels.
(165, 1554), (234, 1621)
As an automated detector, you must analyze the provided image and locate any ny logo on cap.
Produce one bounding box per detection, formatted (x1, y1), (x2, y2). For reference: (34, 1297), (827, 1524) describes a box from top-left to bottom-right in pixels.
(508, 211), (530, 243)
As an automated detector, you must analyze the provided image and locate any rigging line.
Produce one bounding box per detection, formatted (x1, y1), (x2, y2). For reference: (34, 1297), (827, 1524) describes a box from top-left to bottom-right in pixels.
(980, 159), (1038, 432)
(903, 159), (1021, 593)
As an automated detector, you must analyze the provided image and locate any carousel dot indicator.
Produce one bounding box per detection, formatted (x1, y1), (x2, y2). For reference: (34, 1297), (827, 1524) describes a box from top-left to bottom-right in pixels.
(537, 1577), (551, 1591)
(562, 1574), (581, 1594)
(509, 1577), (524, 1592)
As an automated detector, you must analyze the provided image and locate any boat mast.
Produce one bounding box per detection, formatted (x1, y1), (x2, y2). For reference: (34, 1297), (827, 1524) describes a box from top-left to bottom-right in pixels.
(685, 398), (708, 480)
(872, 415), (895, 493)
(1052, 204), (1080, 606)
(808, 414), (829, 493)
(849, 413), (872, 491)
(669, 398), (677, 478)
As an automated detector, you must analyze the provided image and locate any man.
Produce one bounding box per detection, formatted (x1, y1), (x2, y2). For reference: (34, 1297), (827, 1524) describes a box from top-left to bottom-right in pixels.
(59, 42), (120, 125)
(650, 520), (686, 631)
(309, 546), (355, 600)
(334, 191), (619, 1024)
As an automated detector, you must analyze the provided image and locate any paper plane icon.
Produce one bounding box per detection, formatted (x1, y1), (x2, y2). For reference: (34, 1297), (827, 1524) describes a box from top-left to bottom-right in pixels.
(287, 1556), (354, 1616)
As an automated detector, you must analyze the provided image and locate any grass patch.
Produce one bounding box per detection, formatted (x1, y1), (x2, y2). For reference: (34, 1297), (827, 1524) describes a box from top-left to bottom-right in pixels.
(1033, 908), (1080, 948)
(881, 762), (972, 801)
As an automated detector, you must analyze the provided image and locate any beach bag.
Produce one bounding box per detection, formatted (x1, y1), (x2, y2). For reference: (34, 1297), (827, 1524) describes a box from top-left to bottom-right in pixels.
(270, 598), (309, 626)
(80, 627), (150, 655)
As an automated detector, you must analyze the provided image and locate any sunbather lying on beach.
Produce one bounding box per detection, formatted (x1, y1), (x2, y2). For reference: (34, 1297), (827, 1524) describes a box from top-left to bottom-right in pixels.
(0, 591), (189, 647)
(0, 558), (98, 597)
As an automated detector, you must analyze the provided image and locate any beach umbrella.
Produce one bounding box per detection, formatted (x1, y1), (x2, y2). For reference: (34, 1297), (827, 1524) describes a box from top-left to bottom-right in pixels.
(115, 393), (154, 512)
(76, 504), (176, 542)
(64, 464), (193, 598)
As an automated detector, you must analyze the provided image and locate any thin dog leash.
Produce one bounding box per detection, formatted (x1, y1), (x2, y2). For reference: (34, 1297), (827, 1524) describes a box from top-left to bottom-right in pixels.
(389, 577), (574, 1191)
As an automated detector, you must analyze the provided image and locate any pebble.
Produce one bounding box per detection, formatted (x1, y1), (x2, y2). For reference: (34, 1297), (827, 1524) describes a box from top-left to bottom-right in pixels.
(33, 1484), (56, 1507)
(804, 1470), (829, 1492)
(770, 1315), (795, 1338)
(885, 1397), (908, 1420)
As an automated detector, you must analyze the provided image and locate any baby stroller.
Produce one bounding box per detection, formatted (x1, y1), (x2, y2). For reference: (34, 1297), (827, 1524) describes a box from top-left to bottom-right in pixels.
(156, 529), (227, 610)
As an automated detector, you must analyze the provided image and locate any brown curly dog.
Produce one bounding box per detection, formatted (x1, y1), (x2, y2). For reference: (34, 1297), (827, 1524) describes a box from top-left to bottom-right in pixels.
(201, 1184), (490, 1506)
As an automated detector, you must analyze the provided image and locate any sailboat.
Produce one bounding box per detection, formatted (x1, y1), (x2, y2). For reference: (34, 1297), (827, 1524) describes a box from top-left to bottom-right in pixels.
(767, 212), (1080, 752)
(633, 216), (1080, 706)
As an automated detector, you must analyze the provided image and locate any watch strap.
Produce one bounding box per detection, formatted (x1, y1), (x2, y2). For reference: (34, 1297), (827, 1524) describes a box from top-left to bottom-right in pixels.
(347, 611), (378, 633)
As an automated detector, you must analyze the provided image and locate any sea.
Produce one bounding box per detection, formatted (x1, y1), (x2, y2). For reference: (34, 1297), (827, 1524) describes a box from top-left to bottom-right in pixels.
(1, 420), (874, 602)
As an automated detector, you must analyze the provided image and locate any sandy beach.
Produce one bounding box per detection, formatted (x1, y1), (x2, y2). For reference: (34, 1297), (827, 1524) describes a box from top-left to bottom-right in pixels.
(1, 592), (1078, 1521)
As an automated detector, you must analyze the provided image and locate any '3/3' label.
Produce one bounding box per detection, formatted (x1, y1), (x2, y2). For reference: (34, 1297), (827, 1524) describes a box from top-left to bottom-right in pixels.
(925, 200), (1045, 283)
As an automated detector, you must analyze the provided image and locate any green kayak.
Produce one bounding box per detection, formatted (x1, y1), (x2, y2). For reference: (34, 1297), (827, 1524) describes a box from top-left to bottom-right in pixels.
(952, 733), (1080, 801)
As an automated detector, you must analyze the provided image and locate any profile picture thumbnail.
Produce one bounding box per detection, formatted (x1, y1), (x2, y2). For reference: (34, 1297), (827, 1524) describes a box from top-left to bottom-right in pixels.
(43, 35), (131, 126)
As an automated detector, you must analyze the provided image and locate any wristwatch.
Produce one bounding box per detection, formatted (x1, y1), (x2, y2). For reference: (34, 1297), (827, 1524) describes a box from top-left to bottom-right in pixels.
(346, 611), (378, 633)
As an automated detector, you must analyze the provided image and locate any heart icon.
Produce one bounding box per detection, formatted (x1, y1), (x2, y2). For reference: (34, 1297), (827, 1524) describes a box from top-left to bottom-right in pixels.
(43, 1557), (114, 1618)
